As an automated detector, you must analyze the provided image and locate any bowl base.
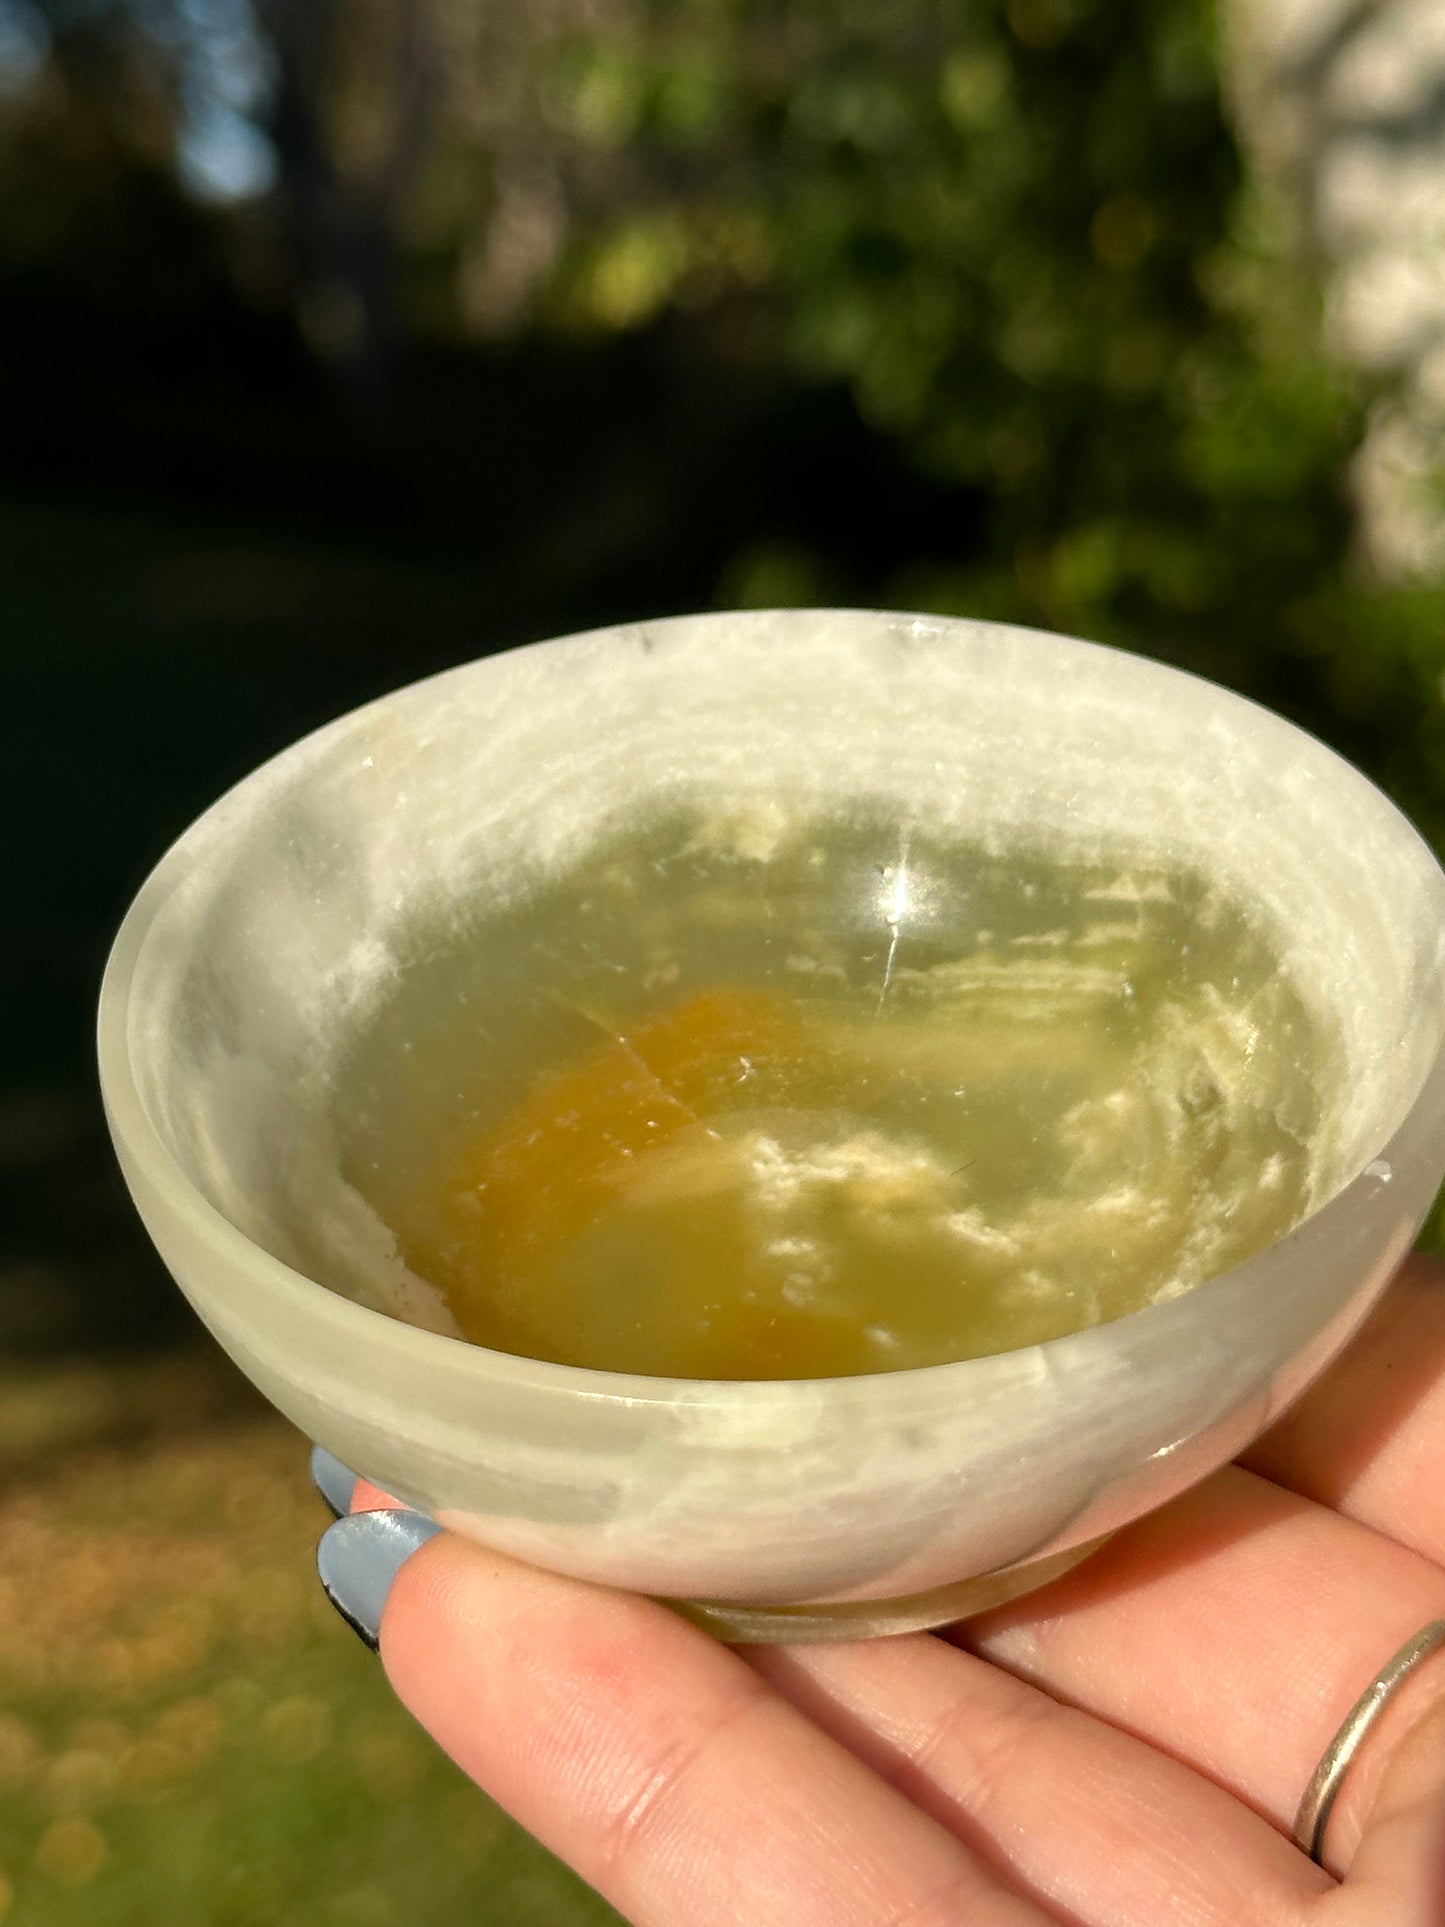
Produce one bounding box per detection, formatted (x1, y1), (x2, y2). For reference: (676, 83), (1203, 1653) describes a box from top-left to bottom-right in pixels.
(672, 1533), (1112, 1644)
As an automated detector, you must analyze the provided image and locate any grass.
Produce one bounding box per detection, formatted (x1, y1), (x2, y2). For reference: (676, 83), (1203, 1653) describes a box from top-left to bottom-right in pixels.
(0, 1355), (620, 1927)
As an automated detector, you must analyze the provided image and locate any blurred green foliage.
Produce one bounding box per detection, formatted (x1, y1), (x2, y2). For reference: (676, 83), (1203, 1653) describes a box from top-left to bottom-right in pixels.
(501, 0), (1445, 837)
(5, 0), (1443, 852)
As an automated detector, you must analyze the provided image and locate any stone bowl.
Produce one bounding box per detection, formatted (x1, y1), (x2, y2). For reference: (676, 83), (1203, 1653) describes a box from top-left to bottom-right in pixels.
(98, 610), (1445, 1638)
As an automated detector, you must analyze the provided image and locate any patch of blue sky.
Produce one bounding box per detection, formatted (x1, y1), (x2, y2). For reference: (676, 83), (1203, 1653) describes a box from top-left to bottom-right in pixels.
(177, 96), (276, 201)
(0, 0), (50, 95)
(173, 0), (276, 202)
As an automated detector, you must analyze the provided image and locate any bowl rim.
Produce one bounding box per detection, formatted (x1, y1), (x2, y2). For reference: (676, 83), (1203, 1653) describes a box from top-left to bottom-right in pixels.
(96, 606), (1445, 1409)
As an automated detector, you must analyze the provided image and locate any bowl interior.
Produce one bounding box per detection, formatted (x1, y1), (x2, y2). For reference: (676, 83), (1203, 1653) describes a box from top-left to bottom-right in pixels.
(106, 610), (1445, 1362)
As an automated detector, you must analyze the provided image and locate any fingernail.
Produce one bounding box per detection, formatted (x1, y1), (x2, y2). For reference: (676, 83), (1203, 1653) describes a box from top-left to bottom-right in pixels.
(310, 1444), (358, 1520)
(316, 1509), (443, 1651)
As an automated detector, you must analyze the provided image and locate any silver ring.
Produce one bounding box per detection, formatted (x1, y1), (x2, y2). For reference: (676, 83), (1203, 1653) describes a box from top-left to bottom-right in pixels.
(1293, 1619), (1445, 1865)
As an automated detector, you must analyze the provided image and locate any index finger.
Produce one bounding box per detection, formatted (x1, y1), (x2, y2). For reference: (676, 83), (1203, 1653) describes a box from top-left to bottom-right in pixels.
(376, 1532), (1048, 1927)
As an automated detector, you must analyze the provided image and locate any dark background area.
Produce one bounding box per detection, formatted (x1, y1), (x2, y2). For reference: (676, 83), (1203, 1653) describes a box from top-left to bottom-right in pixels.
(6, 312), (986, 1351)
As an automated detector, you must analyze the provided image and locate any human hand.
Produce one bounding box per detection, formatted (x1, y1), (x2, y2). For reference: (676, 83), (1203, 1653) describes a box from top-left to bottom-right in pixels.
(313, 1255), (1445, 1926)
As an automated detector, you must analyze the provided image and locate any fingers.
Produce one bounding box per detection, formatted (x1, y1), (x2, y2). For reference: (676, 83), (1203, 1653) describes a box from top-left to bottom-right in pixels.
(376, 1532), (1050, 1927)
(1243, 1255), (1445, 1569)
(960, 1465), (1445, 1857)
(313, 1450), (1445, 1921)
(308, 1254), (1445, 1925)
(751, 1633), (1327, 1927)
(1323, 1694), (1445, 1925)
(348, 1476), (403, 1512)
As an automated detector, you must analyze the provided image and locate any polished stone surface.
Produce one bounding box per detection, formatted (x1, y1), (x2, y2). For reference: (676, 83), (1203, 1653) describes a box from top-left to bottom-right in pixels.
(100, 610), (1445, 1634)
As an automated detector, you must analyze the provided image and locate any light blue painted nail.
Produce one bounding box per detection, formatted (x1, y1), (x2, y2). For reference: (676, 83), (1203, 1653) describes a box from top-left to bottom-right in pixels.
(310, 1444), (358, 1520)
(317, 1509), (443, 1651)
